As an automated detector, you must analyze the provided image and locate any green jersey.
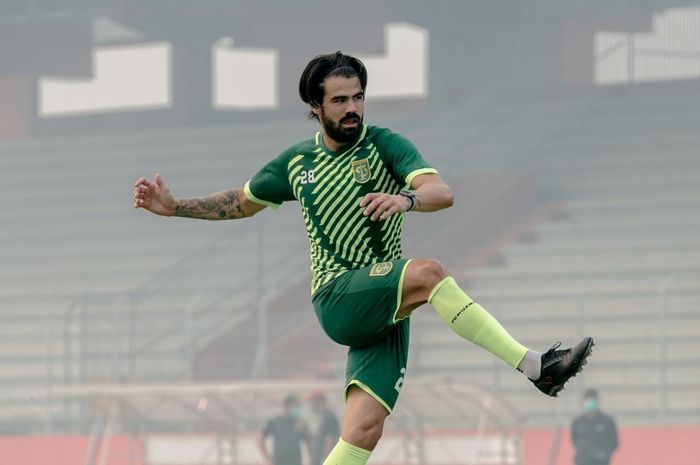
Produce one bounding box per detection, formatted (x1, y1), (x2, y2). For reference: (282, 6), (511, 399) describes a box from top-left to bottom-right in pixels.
(244, 124), (437, 293)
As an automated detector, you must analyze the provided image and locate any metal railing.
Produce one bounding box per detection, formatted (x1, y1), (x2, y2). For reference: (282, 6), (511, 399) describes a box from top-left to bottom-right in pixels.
(58, 225), (308, 383)
(0, 218), (313, 432)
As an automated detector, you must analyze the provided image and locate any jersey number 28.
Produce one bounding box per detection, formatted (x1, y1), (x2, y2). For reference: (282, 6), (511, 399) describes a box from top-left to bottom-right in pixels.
(300, 170), (316, 184)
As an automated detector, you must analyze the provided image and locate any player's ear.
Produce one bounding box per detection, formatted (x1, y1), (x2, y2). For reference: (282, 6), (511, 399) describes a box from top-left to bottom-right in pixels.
(310, 103), (321, 118)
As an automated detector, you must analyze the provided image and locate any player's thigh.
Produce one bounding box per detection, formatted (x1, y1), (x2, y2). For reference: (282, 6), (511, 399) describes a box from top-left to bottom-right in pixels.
(395, 258), (448, 320)
(312, 259), (411, 347)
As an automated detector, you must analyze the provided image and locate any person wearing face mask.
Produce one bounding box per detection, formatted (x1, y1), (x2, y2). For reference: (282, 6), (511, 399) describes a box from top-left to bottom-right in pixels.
(259, 394), (310, 465)
(571, 389), (619, 465)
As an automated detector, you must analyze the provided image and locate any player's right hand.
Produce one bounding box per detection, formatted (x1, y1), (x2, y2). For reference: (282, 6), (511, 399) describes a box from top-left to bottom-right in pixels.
(133, 173), (178, 216)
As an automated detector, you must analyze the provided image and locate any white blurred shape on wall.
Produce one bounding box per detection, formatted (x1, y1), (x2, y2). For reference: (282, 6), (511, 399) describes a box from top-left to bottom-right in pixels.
(595, 7), (700, 85)
(213, 38), (279, 109)
(39, 42), (171, 117)
(358, 22), (429, 99)
(37, 21), (428, 117)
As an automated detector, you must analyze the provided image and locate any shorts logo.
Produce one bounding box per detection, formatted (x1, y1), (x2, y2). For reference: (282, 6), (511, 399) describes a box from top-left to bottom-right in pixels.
(394, 367), (406, 393)
(369, 262), (393, 277)
(351, 158), (371, 184)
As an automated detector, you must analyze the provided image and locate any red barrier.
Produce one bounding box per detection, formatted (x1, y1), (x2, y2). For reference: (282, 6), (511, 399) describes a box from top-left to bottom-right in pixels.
(0, 435), (143, 465)
(1, 427), (698, 465)
(524, 426), (700, 465)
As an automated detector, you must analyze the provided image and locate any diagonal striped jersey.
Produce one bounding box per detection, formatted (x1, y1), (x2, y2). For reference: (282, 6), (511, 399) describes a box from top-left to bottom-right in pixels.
(244, 124), (437, 294)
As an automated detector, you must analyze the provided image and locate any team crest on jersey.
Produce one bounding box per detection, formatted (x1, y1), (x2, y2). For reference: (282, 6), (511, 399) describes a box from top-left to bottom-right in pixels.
(351, 158), (371, 184)
(369, 262), (393, 277)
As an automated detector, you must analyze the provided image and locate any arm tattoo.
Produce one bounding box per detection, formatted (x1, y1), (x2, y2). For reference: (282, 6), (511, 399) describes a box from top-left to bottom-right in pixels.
(174, 189), (246, 220)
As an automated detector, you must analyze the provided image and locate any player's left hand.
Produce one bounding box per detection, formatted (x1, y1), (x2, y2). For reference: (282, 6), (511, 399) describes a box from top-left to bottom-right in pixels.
(360, 192), (411, 221)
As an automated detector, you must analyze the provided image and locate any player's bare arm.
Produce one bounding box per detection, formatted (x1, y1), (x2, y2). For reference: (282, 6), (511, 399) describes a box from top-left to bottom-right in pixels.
(359, 174), (453, 221)
(133, 173), (265, 220)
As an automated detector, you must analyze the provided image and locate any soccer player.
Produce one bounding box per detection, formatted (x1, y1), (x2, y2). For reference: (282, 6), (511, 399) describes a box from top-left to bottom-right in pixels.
(134, 51), (593, 465)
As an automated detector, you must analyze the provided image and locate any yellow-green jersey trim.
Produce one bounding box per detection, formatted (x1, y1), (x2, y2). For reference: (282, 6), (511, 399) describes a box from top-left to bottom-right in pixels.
(392, 259), (413, 323)
(405, 167), (439, 187)
(345, 379), (393, 413)
(243, 180), (281, 210)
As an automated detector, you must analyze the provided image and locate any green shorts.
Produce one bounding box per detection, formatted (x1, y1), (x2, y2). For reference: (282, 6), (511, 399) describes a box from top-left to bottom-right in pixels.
(312, 259), (412, 413)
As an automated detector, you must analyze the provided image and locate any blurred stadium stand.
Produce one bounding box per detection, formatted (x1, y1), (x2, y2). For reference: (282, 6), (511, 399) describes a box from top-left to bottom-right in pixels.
(411, 84), (700, 426)
(0, 99), (539, 432)
(3, 82), (699, 435)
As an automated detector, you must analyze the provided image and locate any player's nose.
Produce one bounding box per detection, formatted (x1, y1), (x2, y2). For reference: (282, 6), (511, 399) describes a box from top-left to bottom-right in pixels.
(346, 100), (358, 113)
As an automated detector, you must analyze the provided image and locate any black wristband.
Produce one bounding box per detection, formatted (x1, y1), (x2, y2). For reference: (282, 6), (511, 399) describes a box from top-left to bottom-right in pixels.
(399, 190), (416, 211)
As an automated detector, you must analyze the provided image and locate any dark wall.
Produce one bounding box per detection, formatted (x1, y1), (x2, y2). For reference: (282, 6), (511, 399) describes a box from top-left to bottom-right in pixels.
(1, 0), (691, 137)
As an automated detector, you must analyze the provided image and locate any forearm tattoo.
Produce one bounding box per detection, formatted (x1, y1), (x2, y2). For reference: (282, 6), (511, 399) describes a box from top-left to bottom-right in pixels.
(175, 189), (245, 220)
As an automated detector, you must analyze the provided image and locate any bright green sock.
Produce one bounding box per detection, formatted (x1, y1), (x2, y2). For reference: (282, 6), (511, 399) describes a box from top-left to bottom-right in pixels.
(323, 438), (371, 465)
(428, 276), (528, 368)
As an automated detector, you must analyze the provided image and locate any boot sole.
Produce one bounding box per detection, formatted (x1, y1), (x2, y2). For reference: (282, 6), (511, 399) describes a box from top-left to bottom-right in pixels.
(551, 337), (595, 397)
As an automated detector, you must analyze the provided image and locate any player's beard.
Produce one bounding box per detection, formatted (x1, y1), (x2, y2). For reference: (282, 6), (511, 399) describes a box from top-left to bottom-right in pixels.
(321, 110), (363, 145)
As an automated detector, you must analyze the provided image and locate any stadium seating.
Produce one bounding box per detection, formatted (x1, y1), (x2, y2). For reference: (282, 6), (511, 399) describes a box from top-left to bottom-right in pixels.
(1, 85), (699, 432)
(410, 85), (700, 426)
(0, 119), (313, 430)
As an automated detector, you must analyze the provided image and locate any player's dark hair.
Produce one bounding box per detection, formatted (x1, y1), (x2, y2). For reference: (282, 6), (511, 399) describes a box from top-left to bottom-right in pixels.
(299, 51), (367, 120)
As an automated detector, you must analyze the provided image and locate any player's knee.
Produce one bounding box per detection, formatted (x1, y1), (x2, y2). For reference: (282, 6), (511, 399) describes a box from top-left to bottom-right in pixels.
(413, 258), (448, 292)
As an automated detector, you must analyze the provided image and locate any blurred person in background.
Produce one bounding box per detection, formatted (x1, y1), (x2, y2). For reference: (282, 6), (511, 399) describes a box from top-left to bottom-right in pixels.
(259, 394), (310, 465)
(307, 391), (340, 465)
(571, 389), (619, 465)
(134, 51), (593, 465)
